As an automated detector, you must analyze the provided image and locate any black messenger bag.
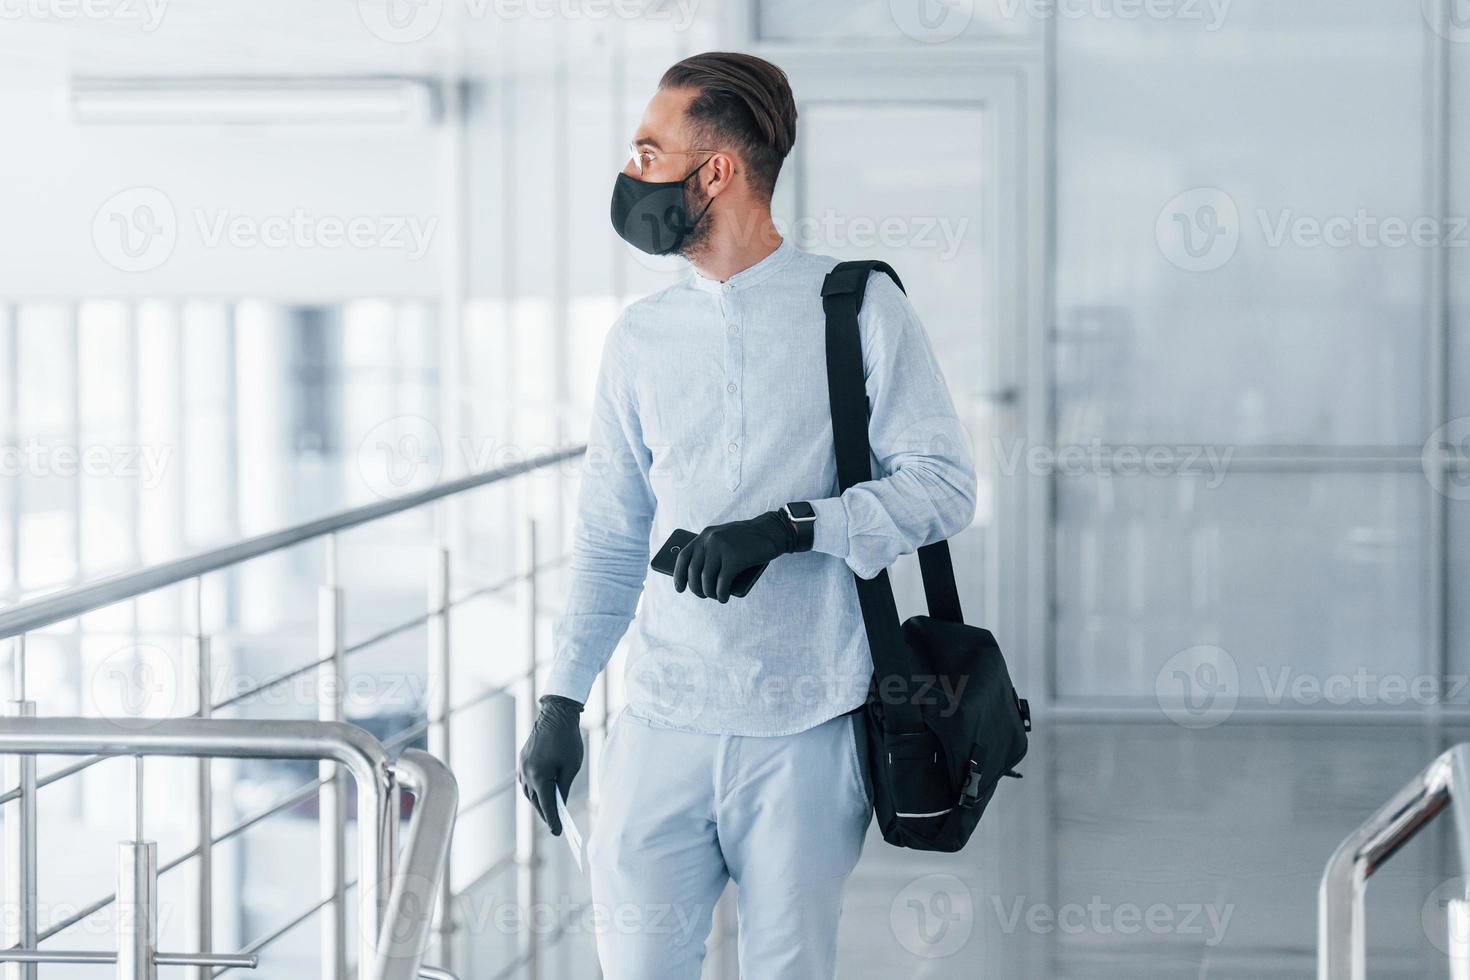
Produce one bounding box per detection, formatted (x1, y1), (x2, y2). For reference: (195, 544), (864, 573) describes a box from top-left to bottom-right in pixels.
(822, 259), (1031, 853)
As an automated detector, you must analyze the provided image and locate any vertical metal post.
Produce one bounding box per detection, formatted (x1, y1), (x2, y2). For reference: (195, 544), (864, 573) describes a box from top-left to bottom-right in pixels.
(189, 577), (213, 980)
(426, 543), (454, 969)
(514, 519), (539, 980)
(318, 534), (348, 980)
(1451, 898), (1470, 980)
(2, 691), (37, 980)
(9, 635), (23, 703)
(118, 757), (157, 980)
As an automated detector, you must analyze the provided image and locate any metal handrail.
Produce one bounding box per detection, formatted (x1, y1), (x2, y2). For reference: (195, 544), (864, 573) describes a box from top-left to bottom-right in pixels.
(1318, 742), (1470, 979)
(0, 717), (392, 977)
(0, 446), (585, 639)
(0, 717), (455, 980)
(0, 447), (593, 979)
(374, 750), (458, 980)
(212, 560), (556, 713)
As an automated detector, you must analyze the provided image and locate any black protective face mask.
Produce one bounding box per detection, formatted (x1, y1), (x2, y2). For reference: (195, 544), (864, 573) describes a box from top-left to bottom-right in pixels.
(609, 159), (714, 256)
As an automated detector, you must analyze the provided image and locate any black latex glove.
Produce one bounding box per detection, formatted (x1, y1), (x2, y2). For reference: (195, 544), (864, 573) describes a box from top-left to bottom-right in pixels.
(673, 511), (797, 603)
(517, 694), (584, 836)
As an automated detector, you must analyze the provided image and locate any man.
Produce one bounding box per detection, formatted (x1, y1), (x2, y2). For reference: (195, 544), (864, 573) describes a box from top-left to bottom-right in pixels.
(518, 51), (976, 979)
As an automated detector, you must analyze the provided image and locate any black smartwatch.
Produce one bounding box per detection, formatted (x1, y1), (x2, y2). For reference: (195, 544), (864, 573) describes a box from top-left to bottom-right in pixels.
(782, 501), (816, 553)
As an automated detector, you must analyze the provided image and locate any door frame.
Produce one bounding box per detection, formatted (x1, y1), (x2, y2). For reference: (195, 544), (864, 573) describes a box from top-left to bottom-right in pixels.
(746, 46), (1052, 705)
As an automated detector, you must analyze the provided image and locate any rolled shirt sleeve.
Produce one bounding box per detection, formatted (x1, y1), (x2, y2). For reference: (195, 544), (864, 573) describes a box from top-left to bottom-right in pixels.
(544, 315), (656, 704)
(809, 273), (978, 580)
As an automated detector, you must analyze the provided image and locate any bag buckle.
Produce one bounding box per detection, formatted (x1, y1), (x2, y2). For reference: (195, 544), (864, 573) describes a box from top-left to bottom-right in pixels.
(1014, 688), (1032, 732)
(960, 759), (984, 808)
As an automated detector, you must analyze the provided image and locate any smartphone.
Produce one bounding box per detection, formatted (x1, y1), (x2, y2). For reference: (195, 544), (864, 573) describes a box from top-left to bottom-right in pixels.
(649, 528), (768, 598)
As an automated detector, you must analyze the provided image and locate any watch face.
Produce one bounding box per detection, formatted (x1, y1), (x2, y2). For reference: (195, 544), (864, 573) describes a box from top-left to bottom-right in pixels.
(787, 501), (815, 520)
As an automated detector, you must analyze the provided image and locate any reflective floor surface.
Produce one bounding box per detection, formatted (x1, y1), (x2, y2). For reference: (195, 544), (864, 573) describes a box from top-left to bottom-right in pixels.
(832, 719), (1462, 979)
(499, 719), (1466, 979)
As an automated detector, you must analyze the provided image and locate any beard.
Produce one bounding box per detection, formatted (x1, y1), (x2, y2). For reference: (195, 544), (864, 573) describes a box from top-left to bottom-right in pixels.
(675, 181), (714, 260)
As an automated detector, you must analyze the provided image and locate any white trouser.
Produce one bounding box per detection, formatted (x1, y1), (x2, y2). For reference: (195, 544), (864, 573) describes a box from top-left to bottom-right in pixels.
(588, 709), (873, 979)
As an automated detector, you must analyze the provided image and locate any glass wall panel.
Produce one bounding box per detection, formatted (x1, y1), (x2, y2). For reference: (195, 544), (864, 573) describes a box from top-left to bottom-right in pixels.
(1445, 35), (1470, 681)
(1449, 36), (1470, 423)
(1054, 471), (1427, 703)
(0, 306), (14, 597)
(1451, 505), (1470, 691)
(1055, 1), (1427, 448)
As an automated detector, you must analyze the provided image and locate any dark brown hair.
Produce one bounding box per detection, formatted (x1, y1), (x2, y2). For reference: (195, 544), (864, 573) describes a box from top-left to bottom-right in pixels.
(660, 52), (797, 202)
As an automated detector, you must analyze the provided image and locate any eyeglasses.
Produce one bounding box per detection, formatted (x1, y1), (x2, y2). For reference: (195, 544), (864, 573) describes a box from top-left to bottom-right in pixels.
(627, 142), (717, 178)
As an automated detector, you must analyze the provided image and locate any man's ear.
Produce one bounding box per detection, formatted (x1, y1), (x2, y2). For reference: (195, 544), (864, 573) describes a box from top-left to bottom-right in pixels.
(702, 151), (738, 198)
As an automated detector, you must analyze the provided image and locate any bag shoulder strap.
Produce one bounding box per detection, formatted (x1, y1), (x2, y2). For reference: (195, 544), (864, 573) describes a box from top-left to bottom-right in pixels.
(822, 260), (964, 735)
(821, 260), (965, 625)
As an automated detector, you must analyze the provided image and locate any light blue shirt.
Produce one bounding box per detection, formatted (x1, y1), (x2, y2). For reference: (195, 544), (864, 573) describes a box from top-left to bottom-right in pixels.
(546, 240), (977, 736)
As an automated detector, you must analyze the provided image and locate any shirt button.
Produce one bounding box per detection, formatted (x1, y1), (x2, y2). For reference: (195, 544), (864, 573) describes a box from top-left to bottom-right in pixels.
(726, 383), (737, 394)
(728, 442), (738, 454)
(728, 324), (738, 335)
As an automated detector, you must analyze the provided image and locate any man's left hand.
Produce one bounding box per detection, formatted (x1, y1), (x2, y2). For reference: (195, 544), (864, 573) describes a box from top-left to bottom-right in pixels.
(673, 511), (796, 602)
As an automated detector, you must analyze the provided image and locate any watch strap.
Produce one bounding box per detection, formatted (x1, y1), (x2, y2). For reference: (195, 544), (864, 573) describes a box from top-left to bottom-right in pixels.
(782, 502), (816, 553)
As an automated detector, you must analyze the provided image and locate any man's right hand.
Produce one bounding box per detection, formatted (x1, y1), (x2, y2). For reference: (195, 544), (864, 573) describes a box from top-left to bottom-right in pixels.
(517, 695), (585, 835)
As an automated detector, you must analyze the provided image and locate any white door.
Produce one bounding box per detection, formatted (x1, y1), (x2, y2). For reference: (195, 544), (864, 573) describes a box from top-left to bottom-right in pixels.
(769, 61), (1039, 671)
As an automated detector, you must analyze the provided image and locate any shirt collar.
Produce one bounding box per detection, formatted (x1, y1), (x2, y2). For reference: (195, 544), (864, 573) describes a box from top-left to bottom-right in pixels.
(689, 239), (795, 295)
